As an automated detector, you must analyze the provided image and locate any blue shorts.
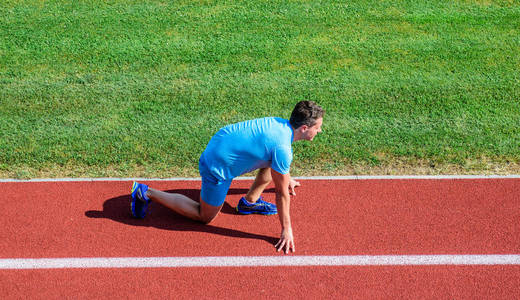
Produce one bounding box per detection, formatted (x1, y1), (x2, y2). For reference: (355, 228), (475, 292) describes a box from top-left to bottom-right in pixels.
(199, 158), (232, 207)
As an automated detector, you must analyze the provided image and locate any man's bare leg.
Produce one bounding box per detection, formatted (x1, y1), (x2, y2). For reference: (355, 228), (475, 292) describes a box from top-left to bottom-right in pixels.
(146, 189), (222, 224)
(244, 168), (272, 203)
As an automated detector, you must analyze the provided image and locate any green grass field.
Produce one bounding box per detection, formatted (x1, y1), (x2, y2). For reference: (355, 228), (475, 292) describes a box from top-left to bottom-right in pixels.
(1, 0), (519, 178)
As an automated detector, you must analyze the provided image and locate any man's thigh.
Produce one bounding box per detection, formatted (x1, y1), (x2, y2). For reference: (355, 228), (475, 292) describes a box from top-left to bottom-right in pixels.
(200, 176), (231, 204)
(199, 176), (232, 222)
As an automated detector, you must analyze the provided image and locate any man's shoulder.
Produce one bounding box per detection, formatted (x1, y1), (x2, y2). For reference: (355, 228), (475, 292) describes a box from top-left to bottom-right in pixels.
(241, 117), (290, 133)
(223, 117), (292, 143)
(261, 117), (291, 130)
(254, 116), (287, 124)
(262, 118), (293, 148)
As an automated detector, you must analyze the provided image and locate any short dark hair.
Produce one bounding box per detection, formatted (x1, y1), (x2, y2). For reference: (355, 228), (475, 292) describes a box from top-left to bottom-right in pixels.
(289, 100), (324, 129)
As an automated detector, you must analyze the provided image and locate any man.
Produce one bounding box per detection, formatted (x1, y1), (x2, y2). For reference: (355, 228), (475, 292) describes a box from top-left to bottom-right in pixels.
(131, 100), (324, 254)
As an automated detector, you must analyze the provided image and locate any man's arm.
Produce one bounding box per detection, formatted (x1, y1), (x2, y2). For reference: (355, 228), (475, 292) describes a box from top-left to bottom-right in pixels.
(271, 168), (295, 254)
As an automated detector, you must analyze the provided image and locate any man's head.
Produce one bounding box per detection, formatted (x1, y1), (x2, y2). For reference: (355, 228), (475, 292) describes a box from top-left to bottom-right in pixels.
(290, 100), (324, 141)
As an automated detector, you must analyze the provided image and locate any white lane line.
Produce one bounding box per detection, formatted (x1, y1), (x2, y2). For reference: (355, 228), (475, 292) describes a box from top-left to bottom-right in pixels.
(1, 255), (520, 269)
(1, 175), (520, 182)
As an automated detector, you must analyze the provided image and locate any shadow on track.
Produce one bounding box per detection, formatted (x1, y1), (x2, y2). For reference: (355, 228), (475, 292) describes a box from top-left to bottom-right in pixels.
(85, 188), (278, 245)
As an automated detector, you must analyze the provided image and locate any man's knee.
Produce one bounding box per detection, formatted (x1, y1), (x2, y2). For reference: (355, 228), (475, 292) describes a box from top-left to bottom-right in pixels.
(199, 214), (217, 224)
(200, 213), (218, 224)
(199, 200), (222, 224)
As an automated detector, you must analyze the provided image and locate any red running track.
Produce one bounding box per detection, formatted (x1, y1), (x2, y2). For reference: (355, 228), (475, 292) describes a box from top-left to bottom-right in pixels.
(1, 178), (520, 298)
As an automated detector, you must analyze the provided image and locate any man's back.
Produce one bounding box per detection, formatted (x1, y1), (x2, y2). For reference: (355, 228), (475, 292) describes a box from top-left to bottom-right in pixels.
(200, 117), (294, 181)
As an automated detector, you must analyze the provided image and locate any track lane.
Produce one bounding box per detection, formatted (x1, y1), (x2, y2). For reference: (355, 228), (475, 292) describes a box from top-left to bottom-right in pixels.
(2, 266), (520, 299)
(1, 179), (520, 258)
(2, 178), (520, 299)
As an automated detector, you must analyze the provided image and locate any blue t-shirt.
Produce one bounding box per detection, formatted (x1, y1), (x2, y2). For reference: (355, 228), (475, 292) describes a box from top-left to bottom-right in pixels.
(200, 117), (294, 181)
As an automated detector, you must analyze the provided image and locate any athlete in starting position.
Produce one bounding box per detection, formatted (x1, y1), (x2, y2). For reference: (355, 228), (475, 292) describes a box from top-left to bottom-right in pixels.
(131, 100), (324, 253)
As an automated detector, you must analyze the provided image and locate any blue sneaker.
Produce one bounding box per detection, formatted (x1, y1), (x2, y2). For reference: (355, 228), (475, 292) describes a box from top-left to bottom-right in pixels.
(131, 181), (151, 219)
(236, 196), (277, 215)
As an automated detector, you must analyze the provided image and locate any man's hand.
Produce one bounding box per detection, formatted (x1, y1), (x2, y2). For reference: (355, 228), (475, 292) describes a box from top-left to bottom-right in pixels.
(275, 227), (295, 254)
(289, 178), (301, 195)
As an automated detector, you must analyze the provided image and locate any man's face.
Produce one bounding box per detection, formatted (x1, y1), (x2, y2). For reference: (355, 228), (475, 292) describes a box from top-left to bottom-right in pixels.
(302, 117), (323, 141)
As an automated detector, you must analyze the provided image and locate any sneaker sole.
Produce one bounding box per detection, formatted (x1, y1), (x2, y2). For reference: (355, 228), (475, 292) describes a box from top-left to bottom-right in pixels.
(235, 206), (277, 215)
